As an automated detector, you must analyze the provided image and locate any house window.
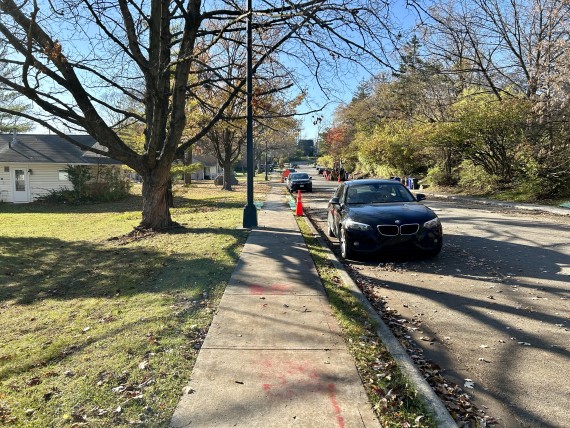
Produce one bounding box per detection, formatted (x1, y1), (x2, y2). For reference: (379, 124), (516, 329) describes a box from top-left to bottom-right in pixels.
(3, 167), (8, 172)
(58, 170), (69, 181)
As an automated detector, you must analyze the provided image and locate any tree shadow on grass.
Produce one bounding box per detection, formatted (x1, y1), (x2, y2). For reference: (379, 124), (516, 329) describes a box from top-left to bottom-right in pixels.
(0, 194), (144, 215)
(0, 190), (246, 216)
(0, 227), (246, 305)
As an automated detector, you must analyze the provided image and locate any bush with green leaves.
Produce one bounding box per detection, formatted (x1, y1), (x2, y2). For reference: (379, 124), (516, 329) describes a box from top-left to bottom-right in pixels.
(66, 165), (92, 199)
(87, 167), (132, 201)
(37, 165), (131, 203)
(458, 160), (500, 193)
(425, 165), (458, 187)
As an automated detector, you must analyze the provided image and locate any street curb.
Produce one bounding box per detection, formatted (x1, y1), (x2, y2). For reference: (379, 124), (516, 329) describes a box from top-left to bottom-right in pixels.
(420, 192), (570, 216)
(300, 213), (457, 428)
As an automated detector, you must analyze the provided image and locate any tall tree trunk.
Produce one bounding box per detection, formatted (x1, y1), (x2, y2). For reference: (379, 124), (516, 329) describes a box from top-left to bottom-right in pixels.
(140, 168), (173, 230)
(184, 148), (192, 184)
(222, 159), (233, 191)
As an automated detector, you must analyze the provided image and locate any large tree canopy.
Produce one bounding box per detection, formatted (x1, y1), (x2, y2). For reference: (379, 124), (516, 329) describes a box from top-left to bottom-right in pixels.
(0, 0), (396, 229)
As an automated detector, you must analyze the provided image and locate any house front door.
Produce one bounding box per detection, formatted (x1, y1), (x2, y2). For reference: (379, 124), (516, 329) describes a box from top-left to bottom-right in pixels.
(12, 166), (30, 202)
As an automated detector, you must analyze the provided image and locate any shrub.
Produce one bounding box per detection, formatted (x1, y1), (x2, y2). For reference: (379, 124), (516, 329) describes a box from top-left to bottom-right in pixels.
(66, 165), (92, 199)
(457, 160), (500, 193)
(94, 167), (132, 201)
(425, 166), (458, 187)
(36, 166), (131, 204)
(36, 188), (76, 203)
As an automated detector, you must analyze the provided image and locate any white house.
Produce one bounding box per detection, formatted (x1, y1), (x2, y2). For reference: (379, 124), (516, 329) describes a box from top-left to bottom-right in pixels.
(191, 154), (222, 180)
(0, 133), (121, 203)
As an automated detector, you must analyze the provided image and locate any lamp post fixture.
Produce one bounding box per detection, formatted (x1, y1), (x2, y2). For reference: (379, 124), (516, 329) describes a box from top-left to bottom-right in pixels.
(242, 0), (258, 228)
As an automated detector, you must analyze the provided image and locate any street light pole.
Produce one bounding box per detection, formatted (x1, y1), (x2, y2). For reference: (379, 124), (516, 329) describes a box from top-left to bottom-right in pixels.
(264, 139), (268, 181)
(242, 0), (258, 228)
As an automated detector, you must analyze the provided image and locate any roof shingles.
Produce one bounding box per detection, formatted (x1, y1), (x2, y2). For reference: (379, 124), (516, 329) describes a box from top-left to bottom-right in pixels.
(0, 134), (121, 165)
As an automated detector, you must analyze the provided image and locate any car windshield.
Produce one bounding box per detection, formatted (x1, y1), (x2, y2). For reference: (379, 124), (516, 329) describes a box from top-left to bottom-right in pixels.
(290, 173), (309, 180)
(345, 183), (415, 204)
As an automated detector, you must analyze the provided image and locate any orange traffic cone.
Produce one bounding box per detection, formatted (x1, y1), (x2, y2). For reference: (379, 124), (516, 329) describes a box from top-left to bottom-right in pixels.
(295, 190), (303, 216)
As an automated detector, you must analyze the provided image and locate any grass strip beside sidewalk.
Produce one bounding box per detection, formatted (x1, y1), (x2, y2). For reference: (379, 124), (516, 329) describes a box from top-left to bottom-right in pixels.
(296, 217), (437, 428)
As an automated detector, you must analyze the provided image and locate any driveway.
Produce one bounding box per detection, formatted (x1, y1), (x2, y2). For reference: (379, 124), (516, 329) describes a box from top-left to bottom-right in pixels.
(294, 163), (570, 427)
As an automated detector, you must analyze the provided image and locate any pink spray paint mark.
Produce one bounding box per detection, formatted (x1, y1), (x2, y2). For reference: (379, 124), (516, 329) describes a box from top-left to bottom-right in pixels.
(248, 283), (291, 295)
(328, 383), (345, 428)
(248, 284), (264, 295)
(269, 284), (289, 294)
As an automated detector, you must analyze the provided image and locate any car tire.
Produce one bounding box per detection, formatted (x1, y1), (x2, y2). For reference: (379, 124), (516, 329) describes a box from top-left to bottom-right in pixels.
(339, 228), (353, 260)
(327, 222), (335, 237)
(422, 241), (442, 258)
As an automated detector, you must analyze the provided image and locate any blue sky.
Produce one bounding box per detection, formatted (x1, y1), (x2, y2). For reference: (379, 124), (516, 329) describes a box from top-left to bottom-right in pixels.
(295, 0), (417, 142)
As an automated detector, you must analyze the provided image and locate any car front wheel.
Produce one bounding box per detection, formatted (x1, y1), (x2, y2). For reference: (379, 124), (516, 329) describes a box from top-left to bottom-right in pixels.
(422, 240), (442, 258)
(327, 222), (335, 237)
(339, 228), (353, 260)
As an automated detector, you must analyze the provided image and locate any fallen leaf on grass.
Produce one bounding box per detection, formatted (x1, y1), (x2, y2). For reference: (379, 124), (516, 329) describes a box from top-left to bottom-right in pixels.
(27, 377), (41, 387)
(71, 412), (87, 422)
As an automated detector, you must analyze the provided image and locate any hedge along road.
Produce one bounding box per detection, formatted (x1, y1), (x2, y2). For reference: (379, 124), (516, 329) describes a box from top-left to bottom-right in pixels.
(294, 162), (570, 428)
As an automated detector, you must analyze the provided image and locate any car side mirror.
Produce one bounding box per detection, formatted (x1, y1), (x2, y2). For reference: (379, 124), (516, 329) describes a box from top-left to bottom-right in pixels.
(416, 193), (426, 201)
(329, 196), (340, 205)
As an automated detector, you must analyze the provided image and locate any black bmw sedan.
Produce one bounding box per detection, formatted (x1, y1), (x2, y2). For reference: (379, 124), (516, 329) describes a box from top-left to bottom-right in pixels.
(327, 179), (442, 259)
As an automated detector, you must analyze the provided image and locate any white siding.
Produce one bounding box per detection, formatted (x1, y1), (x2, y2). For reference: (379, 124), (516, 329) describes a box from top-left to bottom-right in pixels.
(0, 163), (122, 202)
(0, 164), (10, 202)
(28, 164), (73, 200)
(190, 165), (220, 180)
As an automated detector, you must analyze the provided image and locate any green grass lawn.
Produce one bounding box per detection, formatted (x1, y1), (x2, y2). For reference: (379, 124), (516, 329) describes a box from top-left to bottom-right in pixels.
(0, 181), (267, 427)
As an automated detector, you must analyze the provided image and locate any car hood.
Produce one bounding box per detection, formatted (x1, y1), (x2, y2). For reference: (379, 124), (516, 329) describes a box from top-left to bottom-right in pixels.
(346, 203), (437, 225)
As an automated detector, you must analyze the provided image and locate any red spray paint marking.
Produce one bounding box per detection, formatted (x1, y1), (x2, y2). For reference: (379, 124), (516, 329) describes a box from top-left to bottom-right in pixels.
(248, 284), (265, 295)
(258, 357), (345, 428)
(248, 284), (291, 295)
(328, 383), (345, 428)
(268, 284), (289, 294)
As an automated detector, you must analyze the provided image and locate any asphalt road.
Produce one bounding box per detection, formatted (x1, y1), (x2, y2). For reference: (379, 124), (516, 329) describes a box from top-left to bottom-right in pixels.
(292, 163), (570, 428)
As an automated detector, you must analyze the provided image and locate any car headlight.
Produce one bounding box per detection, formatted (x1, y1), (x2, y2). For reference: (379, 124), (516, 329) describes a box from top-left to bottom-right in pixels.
(344, 219), (372, 231)
(424, 217), (441, 229)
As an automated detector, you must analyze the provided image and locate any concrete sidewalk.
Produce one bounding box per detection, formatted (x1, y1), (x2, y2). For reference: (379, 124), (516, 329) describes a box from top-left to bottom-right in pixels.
(170, 184), (380, 427)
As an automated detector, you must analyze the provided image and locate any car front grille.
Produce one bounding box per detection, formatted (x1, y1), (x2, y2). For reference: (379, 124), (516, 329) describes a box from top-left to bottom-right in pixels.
(377, 223), (419, 236)
(400, 224), (420, 235)
(377, 225), (399, 236)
